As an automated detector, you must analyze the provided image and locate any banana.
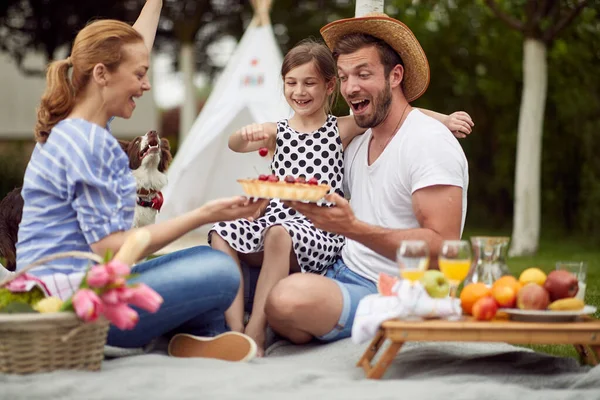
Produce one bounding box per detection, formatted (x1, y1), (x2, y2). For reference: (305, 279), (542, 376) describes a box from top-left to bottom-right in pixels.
(548, 298), (585, 311)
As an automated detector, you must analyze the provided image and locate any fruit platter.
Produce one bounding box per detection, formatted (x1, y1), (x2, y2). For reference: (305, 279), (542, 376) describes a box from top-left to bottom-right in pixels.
(237, 174), (330, 202)
(460, 268), (596, 323)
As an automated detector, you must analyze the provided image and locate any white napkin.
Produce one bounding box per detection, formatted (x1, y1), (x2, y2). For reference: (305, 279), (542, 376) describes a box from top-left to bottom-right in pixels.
(351, 279), (462, 344)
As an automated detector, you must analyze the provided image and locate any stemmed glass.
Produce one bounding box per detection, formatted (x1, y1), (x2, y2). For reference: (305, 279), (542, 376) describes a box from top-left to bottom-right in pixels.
(439, 240), (472, 320)
(397, 240), (429, 320)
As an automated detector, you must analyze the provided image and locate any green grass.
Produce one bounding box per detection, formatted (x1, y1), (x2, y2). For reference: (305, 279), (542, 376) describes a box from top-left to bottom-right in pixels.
(464, 229), (600, 360)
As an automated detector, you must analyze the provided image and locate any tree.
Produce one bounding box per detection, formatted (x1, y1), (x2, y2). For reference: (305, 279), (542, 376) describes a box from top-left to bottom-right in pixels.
(484, 0), (590, 256)
(0, 0), (139, 76)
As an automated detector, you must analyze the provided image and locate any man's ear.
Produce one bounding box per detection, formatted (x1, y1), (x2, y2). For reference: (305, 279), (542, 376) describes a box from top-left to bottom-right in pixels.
(389, 64), (404, 89)
(92, 63), (109, 86)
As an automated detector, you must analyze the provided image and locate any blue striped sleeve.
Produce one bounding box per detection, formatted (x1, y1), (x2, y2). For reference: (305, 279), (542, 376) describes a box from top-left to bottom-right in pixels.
(57, 122), (136, 244)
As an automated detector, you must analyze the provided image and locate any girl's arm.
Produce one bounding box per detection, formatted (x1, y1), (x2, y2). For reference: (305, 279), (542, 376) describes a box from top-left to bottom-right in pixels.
(337, 116), (367, 149)
(417, 109), (474, 138)
(228, 122), (277, 153)
(132, 0), (163, 51)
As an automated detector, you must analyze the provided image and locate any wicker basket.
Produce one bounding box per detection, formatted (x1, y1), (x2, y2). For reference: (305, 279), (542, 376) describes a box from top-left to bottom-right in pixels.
(0, 251), (110, 374)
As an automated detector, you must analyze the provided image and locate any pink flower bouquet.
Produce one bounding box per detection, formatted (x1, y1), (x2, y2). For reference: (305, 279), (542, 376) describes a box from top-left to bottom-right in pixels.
(60, 259), (163, 330)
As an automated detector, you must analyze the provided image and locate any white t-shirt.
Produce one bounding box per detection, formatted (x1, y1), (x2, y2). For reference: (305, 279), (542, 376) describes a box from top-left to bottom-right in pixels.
(341, 109), (469, 282)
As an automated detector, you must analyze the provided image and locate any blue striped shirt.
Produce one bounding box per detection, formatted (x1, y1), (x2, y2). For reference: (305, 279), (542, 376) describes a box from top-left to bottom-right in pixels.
(16, 118), (136, 277)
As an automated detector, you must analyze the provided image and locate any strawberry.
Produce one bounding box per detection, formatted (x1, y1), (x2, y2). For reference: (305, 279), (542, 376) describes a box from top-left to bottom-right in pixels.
(284, 175), (296, 184)
(258, 147), (269, 157)
(307, 177), (319, 185)
(267, 174), (279, 182)
(296, 176), (306, 184)
(258, 174), (269, 181)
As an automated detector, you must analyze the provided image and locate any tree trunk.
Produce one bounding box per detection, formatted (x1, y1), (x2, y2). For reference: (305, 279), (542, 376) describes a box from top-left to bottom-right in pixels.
(179, 42), (196, 145)
(355, 0), (384, 17)
(509, 38), (548, 256)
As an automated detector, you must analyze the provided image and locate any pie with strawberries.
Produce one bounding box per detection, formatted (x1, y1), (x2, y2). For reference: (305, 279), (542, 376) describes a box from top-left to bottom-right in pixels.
(237, 174), (330, 202)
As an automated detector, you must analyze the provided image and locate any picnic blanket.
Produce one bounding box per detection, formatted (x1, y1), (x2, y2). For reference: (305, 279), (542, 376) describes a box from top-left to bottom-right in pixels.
(1, 338), (599, 400)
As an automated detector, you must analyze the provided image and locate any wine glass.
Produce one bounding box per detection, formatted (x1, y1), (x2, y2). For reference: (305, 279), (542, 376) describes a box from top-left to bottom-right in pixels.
(397, 240), (429, 321)
(397, 240), (429, 283)
(439, 240), (472, 320)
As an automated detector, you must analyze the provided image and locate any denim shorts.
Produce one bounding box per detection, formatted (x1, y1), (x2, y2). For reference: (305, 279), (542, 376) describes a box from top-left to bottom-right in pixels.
(317, 257), (377, 342)
(241, 257), (377, 342)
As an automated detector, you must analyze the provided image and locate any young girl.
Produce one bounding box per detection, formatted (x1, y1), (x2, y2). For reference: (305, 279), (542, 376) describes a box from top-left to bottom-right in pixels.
(209, 39), (473, 356)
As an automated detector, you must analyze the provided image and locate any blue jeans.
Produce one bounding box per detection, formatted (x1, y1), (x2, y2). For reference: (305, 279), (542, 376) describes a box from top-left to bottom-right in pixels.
(317, 257), (377, 342)
(107, 246), (239, 348)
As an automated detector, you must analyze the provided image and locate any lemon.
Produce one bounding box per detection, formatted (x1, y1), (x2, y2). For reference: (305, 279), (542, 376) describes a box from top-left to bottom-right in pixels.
(33, 297), (64, 313)
(518, 267), (547, 286)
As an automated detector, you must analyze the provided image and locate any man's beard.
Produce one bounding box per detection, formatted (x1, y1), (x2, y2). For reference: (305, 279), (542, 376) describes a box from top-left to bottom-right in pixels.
(353, 80), (392, 129)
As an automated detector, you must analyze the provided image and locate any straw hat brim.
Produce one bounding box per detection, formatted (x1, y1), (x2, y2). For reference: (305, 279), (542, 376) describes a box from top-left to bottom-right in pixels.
(320, 13), (430, 102)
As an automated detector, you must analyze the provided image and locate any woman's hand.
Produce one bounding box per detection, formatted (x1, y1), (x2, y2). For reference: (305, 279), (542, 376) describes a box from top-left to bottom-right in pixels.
(200, 196), (268, 224)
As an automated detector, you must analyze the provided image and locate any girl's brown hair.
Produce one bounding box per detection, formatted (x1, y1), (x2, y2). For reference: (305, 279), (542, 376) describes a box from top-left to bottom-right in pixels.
(34, 20), (144, 142)
(281, 39), (338, 114)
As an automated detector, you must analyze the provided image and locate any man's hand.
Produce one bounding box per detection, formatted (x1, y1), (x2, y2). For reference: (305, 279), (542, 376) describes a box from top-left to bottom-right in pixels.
(284, 193), (357, 235)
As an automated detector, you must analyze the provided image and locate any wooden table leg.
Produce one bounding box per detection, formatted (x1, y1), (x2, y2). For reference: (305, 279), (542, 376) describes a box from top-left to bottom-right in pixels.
(574, 345), (599, 366)
(366, 341), (404, 380)
(357, 329), (386, 369)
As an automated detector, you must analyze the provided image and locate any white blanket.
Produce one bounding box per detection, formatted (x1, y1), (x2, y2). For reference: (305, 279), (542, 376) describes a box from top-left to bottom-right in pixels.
(1, 339), (598, 399)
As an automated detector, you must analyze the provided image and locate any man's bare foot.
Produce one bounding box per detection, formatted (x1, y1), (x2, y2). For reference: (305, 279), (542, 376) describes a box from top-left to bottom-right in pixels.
(244, 322), (266, 357)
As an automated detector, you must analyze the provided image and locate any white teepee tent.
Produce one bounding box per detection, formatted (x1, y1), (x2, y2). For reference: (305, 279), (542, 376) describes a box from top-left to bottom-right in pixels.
(157, 0), (291, 236)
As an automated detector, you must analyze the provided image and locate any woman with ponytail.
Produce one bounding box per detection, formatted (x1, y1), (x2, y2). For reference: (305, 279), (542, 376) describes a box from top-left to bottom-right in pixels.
(16, 0), (262, 362)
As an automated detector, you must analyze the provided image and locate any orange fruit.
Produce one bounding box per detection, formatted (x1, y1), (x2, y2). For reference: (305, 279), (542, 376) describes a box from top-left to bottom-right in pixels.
(492, 275), (522, 295)
(460, 282), (492, 315)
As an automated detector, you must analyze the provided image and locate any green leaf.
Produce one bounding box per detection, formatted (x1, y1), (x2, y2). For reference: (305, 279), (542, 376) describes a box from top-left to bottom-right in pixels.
(103, 249), (114, 264)
(0, 302), (39, 314)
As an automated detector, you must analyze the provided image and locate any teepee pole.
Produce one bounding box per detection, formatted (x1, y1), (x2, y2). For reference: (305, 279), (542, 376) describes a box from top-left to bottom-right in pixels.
(250, 0), (272, 27)
(355, 0), (384, 16)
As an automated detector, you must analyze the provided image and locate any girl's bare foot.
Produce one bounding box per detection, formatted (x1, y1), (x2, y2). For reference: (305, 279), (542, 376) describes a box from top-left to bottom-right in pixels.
(244, 322), (266, 357)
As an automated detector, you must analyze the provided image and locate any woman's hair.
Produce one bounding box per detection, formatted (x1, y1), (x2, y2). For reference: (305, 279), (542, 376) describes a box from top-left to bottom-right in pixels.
(281, 39), (338, 114)
(34, 19), (144, 142)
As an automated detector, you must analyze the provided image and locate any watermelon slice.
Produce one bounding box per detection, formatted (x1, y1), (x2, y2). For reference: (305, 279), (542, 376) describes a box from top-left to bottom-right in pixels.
(377, 273), (399, 296)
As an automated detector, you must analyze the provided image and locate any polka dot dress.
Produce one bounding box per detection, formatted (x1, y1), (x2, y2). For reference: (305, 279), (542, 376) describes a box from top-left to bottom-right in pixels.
(209, 115), (345, 274)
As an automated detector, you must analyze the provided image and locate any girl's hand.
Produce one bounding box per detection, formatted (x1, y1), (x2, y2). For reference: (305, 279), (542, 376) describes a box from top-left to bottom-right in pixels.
(238, 123), (269, 142)
(445, 111), (474, 139)
(200, 196), (268, 224)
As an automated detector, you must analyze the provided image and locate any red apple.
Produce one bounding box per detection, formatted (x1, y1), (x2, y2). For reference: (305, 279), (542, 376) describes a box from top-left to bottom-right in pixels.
(472, 296), (498, 321)
(543, 270), (579, 301)
(517, 283), (550, 310)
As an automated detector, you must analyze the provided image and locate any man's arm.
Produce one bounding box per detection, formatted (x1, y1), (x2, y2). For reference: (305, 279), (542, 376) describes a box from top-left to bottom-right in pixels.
(343, 185), (463, 265)
(132, 0), (163, 52)
(285, 185), (463, 268)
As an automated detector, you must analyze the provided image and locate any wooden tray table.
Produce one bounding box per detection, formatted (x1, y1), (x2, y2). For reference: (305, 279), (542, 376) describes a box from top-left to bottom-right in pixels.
(357, 316), (600, 379)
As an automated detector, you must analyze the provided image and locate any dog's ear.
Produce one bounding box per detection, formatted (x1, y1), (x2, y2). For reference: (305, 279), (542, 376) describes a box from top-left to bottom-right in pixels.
(117, 140), (130, 153)
(159, 138), (172, 172)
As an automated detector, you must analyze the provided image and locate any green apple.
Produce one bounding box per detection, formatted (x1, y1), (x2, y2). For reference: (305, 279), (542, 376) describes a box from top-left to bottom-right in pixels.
(420, 270), (450, 298)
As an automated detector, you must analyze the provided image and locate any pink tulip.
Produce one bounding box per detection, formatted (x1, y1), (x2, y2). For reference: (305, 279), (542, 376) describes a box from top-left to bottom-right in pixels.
(72, 289), (103, 322)
(127, 283), (163, 313)
(105, 260), (131, 278)
(103, 303), (139, 330)
(86, 265), (111, 288)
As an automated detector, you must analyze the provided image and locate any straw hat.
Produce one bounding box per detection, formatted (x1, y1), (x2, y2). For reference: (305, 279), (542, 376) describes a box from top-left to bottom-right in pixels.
(320, 13), (430, 102)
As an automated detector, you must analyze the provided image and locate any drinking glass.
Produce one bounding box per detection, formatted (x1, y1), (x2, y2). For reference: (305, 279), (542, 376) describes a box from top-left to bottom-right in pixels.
(556, 261), (588, 302)
(439, 240), (472, 320)
(397, 240), (430, 283)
